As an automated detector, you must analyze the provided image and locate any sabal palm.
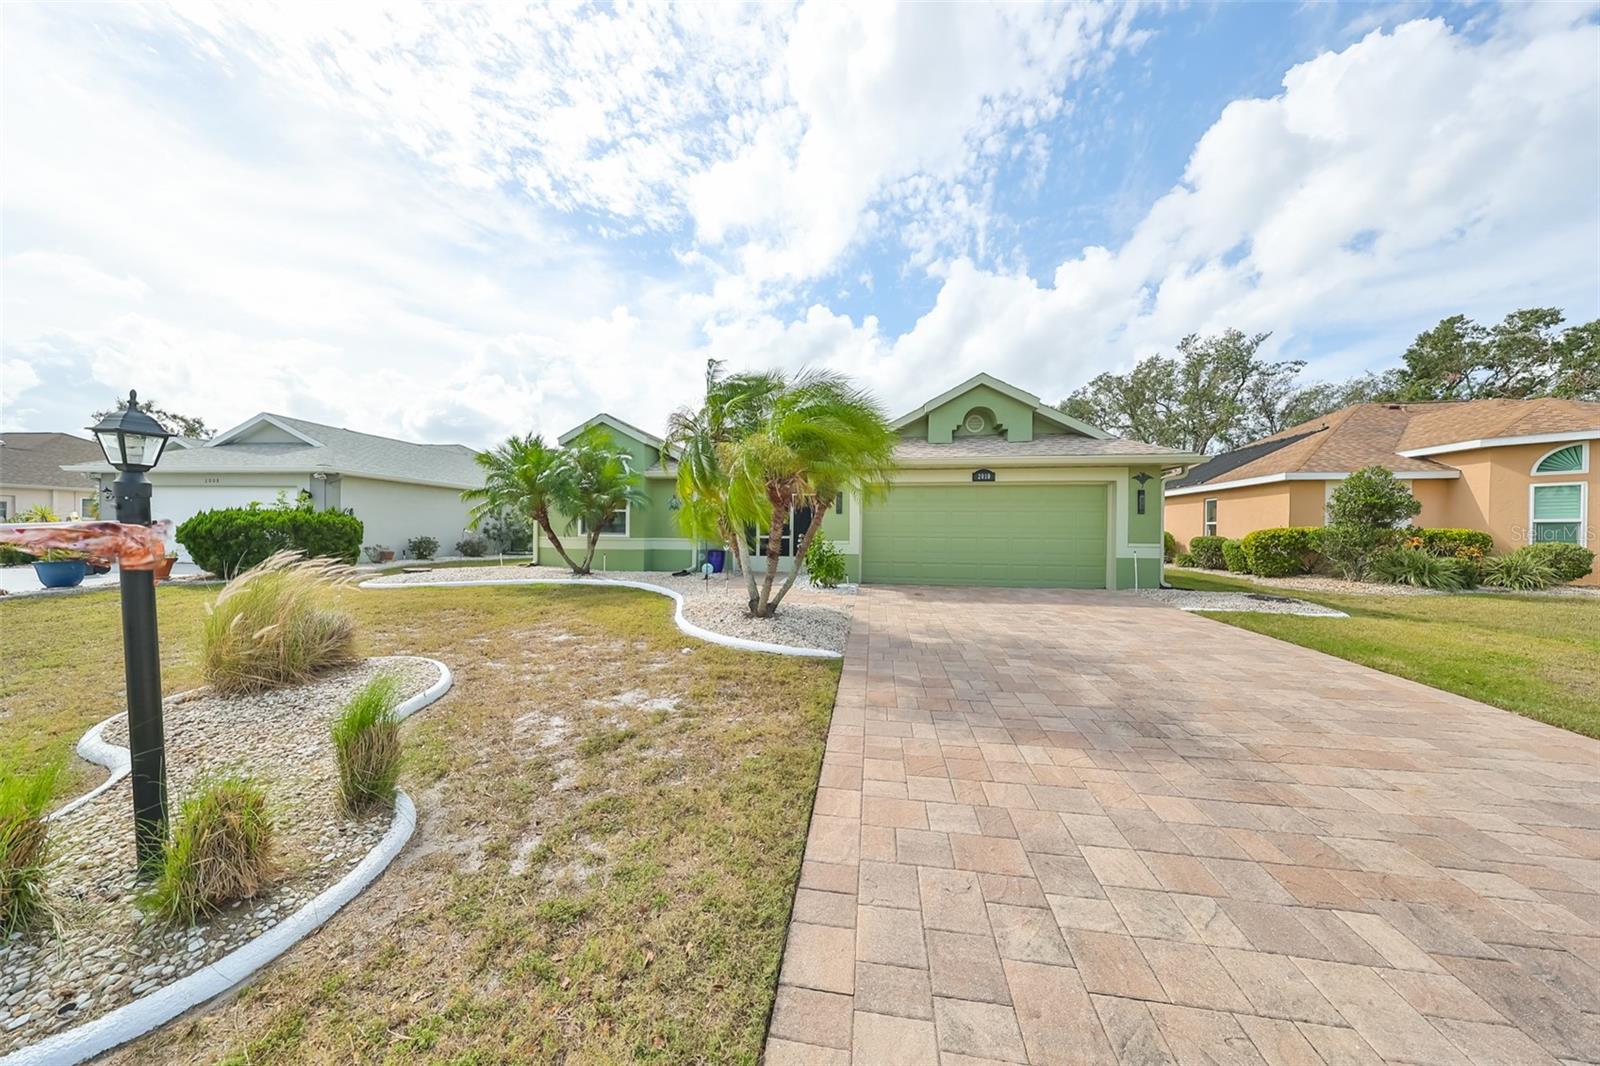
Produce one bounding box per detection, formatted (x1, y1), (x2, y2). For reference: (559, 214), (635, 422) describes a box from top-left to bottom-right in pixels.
(460, 434), (582, 572)
(722, 369), (897, 617)
(560, 427), (649, 575)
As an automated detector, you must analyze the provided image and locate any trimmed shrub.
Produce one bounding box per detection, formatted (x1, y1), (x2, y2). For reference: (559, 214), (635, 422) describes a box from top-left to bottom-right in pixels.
(143, 775), (275, 925)
(1240, 527), (1322, 578)
(406, 535), (439, 560)
(805, 536), (847, 589)
(1188, 535), (1228, 570)
(1481, 548), (1558, 591)
(177, 506), (363, 577)
(1221, 539), (1248, 573)
(482, 511), (534, 554)
(1163, 531), (1178, 564)
(1521, 542), (1595, 584)
(1173, 552), (1198, 568)
(1, 760), (61, 936)
(1412, 528), (1494, 559)
(332, 675), (403, 812)
(0, 545), (35, 567)
(201, 551), (356, 694)
(1370, 548), (1474, 591)
(455, 534), (488, 558)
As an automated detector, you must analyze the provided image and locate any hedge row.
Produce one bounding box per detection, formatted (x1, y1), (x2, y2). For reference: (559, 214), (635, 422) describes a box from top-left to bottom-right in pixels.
(177, 507), (363, 577)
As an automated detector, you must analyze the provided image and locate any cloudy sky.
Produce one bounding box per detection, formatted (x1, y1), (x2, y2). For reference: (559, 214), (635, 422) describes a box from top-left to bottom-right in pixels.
(2, 1), (1597, 448)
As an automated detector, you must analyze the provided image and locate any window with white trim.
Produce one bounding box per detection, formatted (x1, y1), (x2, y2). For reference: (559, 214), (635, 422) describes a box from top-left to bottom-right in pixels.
(1533, 443), (1586, 475)
(1202, 498), (1218, 537)
(578, 506), (628, 536)
(1530, 483), (1584, 544)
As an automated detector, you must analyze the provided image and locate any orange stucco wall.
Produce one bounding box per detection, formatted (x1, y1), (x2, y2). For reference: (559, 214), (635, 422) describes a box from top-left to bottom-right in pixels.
(1165, 437), (1598, 583)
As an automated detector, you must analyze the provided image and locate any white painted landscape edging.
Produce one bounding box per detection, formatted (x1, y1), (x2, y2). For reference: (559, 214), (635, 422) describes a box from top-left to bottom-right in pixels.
(359, 575), (844, 660)
(7, 658), (453, 1066)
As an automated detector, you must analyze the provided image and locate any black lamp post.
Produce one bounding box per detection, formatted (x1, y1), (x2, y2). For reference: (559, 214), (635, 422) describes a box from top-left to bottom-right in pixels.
(88, 390), (174, 874)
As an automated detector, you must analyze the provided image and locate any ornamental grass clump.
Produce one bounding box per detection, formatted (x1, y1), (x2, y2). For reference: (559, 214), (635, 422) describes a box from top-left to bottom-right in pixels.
(1370, 548), (1474, 591)
(1481, 548), (1559, 591)
(331, 674), (403, 812)
(202, 550), (356, 694)
(142, 775), (275, 926)
(1, 760), (61, 936)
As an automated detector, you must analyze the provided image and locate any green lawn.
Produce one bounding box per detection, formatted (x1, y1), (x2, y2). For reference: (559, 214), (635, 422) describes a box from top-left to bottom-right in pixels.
(3, 582), (840, 1063)
(1166, 568), (1600, 739)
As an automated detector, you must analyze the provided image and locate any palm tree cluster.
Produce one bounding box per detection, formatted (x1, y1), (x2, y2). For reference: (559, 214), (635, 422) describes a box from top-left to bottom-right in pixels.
(667, 361), (897, 618)
(461, 426), (646, 575)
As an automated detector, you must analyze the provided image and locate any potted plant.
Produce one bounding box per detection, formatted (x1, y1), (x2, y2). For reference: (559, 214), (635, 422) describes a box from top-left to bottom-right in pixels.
(32, 548), (88, 588)
(364, 545), (395, 564)
(154, 552), (179, 582)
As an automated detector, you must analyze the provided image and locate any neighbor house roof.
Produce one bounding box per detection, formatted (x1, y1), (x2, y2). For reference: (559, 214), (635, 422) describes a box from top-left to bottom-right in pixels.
(0, 432), (102, 489)
(65, 413), (483, 489)
(896, 436), (1201, 465)
(1167, 398), (1600, 495)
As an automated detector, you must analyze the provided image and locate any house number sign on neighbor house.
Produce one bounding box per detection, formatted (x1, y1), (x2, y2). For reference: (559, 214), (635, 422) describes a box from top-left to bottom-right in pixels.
(972, 468), (996, 482)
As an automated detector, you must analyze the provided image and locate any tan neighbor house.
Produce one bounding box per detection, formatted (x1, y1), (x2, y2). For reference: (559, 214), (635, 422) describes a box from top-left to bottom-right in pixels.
(1166, 398), (1600, 584)
(0, 432), (103, 520)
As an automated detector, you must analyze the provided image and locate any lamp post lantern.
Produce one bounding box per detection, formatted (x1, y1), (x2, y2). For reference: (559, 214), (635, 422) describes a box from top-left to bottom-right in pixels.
(88, 390), (174, 873)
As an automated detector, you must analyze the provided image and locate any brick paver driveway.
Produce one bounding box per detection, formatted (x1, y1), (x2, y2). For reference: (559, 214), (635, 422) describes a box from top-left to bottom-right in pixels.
(765, 587), (1600, 1066)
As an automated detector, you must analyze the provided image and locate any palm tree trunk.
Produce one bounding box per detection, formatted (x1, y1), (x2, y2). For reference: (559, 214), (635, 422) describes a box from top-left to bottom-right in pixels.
(577, 530), (601, 575)
(755, 499), (787, 617)
(534, 508), (585, 573)
(768, 495), (832, 611)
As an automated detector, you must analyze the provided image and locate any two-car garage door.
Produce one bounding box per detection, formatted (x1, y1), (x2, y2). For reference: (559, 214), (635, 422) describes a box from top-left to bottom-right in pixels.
(862, 483), (1108, 588)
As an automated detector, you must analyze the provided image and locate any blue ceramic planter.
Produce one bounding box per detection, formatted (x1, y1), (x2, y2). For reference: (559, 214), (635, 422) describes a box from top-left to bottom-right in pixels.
(33, 559), (88, 588)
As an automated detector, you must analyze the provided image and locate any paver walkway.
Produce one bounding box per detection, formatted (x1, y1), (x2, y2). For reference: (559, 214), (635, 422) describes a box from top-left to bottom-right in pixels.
(766, 587), (1600, 1066)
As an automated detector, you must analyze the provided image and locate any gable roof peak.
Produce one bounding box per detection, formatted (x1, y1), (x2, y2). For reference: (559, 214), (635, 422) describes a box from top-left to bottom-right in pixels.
(891, 372), (1112, 440)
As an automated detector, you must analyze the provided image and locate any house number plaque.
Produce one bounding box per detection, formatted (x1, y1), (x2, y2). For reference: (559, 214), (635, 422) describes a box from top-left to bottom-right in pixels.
(972, 468), (996, 482)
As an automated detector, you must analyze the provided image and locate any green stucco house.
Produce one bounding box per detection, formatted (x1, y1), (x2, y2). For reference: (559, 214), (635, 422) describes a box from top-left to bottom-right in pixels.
(535, 374), (1203, 589)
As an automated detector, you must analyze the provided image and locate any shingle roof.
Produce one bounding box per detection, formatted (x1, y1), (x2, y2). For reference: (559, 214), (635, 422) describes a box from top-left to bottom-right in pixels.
(895, 436), (1198, 461)
(65, 413), (483, 489)
(1172, 398), (1600, 488)
(0, 432), (102, 489)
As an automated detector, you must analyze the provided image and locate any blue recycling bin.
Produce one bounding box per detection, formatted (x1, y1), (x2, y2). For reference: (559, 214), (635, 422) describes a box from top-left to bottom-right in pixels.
(705, 549), (727, 573)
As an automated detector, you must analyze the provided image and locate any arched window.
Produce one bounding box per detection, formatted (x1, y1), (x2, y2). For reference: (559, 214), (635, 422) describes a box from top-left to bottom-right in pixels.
(1533, 443), (1586, 475)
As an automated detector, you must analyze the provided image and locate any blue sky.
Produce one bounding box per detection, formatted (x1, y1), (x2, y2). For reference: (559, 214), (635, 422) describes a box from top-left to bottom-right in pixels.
(3, 2), (1596, 447)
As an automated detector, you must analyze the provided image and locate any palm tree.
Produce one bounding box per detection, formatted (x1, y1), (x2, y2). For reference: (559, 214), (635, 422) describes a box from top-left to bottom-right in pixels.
(722, 369), (897, 617)
(559, 426), (649, 575)
(665, 360), (785, 607)
(460, 434), (583, 572)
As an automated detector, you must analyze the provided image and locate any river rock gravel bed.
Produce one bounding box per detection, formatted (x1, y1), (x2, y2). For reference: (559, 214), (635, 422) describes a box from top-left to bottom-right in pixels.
(0, 656), (440, 1054)
(1138, 588), (1349, 616)
(366, 565), (856, 653)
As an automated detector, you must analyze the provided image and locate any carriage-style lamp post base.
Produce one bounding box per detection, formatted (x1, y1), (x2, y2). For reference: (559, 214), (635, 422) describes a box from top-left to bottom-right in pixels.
(88, 390), (174, 875)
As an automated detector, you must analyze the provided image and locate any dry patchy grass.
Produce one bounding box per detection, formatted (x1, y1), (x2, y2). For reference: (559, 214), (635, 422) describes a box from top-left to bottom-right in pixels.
(3, 582), (839, 1062)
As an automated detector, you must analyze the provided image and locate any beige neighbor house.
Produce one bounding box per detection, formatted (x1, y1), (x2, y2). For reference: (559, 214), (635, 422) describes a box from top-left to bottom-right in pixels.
(1166, 398), (1600, 584)
(0, 432), (104, 520)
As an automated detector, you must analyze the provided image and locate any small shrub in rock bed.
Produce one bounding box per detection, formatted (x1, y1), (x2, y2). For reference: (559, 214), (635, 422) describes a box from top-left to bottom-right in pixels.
(332, 674), (403, 812)
(1221, 539), (1248, 573)
(1, 760), (60, 936)
(1522, 542), (1595, 584)
(1482, 548), (1560, 591)
(1163, 531), (1178, 563)
(0, 544), (35, 567)
(1370, 548), (1474, 591)
(455, 534), (488, 558)
(143, 775), (275, 926)
(406, 535), (439, 560)
(1188, 536), (1228, 570)
(177, 506), (363, 577)
(1240, 527), (1323, 578)
(805, 536), (847, 589)
(202, 551), (356, 694)
(1173, 552), (1198, 568)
